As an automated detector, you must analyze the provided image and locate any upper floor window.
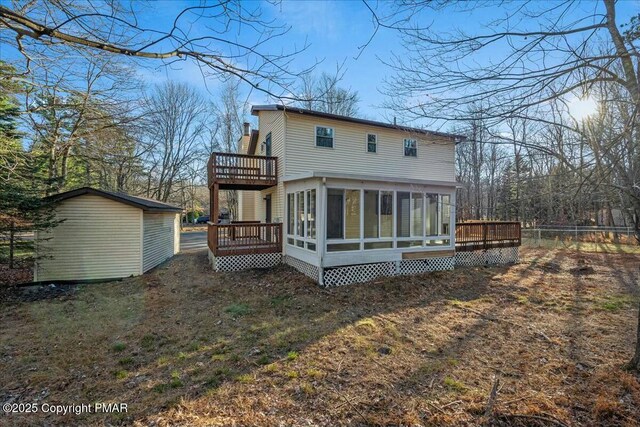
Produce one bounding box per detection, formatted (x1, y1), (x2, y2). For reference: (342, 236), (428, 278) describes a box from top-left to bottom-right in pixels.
(366, 133), (377, 153)
(404, 138), (417, 157)
(316, 126), (334, 148)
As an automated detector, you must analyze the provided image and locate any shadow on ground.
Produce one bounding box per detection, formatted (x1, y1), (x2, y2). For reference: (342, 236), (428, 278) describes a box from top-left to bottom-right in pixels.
(1, 248), (639, 426)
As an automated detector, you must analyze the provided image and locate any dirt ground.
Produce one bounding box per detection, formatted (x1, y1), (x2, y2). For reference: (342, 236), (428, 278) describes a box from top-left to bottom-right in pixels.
(1, 248), (639, 426)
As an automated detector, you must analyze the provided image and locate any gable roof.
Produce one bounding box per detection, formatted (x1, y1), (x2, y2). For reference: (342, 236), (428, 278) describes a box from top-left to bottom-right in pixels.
(47, 187), (182, 212)
(251, 105), (465, 141)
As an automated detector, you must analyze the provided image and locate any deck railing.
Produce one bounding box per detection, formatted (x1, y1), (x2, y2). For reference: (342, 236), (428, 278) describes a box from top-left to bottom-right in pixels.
(455, 221), (521, 252)
(208, 152), (277, 186)
(208, 222), (283, 256)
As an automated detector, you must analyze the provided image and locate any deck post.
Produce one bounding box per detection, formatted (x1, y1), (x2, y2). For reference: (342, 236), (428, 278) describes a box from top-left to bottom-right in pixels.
(212, 182), (219, 222)
(482, 222), (488, 250)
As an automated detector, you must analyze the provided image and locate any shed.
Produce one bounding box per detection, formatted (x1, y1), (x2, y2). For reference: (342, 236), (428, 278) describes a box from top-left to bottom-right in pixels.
(35, 187), (181, 282)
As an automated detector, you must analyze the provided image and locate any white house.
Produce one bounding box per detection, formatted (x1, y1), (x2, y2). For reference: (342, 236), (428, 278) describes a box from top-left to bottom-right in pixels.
(208, 106), (519, 286)
(35, 187), (181, 282)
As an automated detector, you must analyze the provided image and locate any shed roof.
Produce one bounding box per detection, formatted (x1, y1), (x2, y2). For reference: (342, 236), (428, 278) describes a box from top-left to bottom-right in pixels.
(251, 105), (466, 141)
(47, 187), (182, 213)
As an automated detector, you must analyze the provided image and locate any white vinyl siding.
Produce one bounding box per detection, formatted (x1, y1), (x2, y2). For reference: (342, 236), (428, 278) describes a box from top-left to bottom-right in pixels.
(256, 110), (286, 222)
(143, 212), (179, 272)
(237, 191), (257, 221)
(35, 194), (142, 281)
(284, 112), (455, 182)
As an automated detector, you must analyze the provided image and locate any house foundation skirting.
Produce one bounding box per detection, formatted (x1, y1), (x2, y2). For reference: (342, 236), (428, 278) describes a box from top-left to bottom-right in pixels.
(208, 248), (518, 285)
(283, 255), (320, 283)
(209, 250), (282, 271)
(454, 247), (519, 266)
(322, 256), (455, 287)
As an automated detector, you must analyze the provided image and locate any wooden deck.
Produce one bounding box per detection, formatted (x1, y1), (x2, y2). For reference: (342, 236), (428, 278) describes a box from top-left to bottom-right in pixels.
(455, 221), (521, 252)
(208, 223), (282, 256)
(208, 152), (277, 190)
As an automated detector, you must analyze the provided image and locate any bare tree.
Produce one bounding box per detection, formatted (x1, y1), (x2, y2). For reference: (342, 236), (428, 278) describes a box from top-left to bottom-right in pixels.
(377, 0), (638, 231)
(372, 0), (640, 369)
(142, 81), (208, 202)
(297, 71), (360, 116)
(209, 81), (247, 220)
(0, 1), (314, 99)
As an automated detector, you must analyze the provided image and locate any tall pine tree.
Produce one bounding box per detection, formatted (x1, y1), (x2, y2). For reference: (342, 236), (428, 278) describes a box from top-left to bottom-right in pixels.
(0, 62), (59, 270)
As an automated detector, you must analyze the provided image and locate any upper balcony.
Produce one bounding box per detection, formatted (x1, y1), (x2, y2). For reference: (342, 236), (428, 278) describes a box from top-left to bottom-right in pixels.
(208, 152), (278, 190)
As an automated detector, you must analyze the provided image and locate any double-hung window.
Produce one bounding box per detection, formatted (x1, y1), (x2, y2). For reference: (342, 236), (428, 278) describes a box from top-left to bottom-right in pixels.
(404, 138), (417, 157)
(366, 133), (377, 153)
(316, 126), (334, 148)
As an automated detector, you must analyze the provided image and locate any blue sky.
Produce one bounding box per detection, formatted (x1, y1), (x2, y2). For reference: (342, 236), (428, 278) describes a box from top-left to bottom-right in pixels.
(135, 0), (639, 127)
(136, 0), (398, 120)
(4, 0), (639, 130)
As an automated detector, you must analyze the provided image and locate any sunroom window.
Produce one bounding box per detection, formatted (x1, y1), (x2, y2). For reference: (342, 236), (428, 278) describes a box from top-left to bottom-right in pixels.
(324, 188), (453, 252)
(397, 192), (411, 238)
(286, 189), (317, 251)
(425, 193), (438, 236)
(441, 194), (451, 235)
(345, 190), (361, 239)
(327, 189), (344, 239)
(307, 190), (316, 239)
(296, 192), (304, 237)
(287, 193), (294, 235)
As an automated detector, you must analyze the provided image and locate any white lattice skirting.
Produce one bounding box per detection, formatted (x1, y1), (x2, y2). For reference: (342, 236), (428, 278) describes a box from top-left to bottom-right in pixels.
(398, 257), (455, 275)
(455, 247), (519, 267)
(210, 251), (282, 272)
(322, 257), (454, 287)
(283, 255), (320, 282)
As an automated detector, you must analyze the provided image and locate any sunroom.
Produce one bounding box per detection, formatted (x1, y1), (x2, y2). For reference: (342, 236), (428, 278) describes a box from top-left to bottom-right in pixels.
(282, 172), (458, 286)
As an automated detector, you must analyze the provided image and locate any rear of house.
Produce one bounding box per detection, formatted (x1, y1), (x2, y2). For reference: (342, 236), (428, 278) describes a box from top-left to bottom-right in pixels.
(208, 106), (489, 286)
(35, 188), (181, 282)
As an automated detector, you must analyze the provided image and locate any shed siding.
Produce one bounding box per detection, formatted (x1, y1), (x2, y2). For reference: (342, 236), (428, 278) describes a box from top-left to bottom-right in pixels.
(35, 194), (141, 281)
(143, 212), (178, 272)
(284, 112), (455, 182)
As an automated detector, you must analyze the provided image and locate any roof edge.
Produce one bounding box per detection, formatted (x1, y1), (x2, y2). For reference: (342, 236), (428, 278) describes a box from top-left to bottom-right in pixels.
(282, 171), (461, 188)
(251, 105), (466, 141)
(46, 187), (183, 212)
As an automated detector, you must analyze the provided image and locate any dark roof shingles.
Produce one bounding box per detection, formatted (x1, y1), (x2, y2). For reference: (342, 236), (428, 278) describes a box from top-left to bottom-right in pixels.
(47, 187), (182, 212)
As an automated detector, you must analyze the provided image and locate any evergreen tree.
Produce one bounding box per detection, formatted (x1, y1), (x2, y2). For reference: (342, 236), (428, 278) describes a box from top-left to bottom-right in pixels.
(0, 62), (60, 270)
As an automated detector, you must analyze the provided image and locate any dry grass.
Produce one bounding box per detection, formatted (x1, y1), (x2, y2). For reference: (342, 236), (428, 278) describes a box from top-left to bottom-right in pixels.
(180, 224), (208, 233)
(1, 248), (639, 426)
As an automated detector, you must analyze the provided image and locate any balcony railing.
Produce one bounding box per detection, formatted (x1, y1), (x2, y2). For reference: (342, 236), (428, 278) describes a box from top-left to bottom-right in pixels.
(455, 221), (521, 252)
(208, 222), (283, 256)
(208, 152), (277, 189)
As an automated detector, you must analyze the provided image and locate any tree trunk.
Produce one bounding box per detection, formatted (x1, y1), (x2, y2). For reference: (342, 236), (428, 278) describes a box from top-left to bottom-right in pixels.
(9, 221), (15, 269)
(627, 299), (640, 372)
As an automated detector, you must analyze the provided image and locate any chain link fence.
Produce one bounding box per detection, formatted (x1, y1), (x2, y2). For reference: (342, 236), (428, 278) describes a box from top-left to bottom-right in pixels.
(522, 226), (639, 253)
